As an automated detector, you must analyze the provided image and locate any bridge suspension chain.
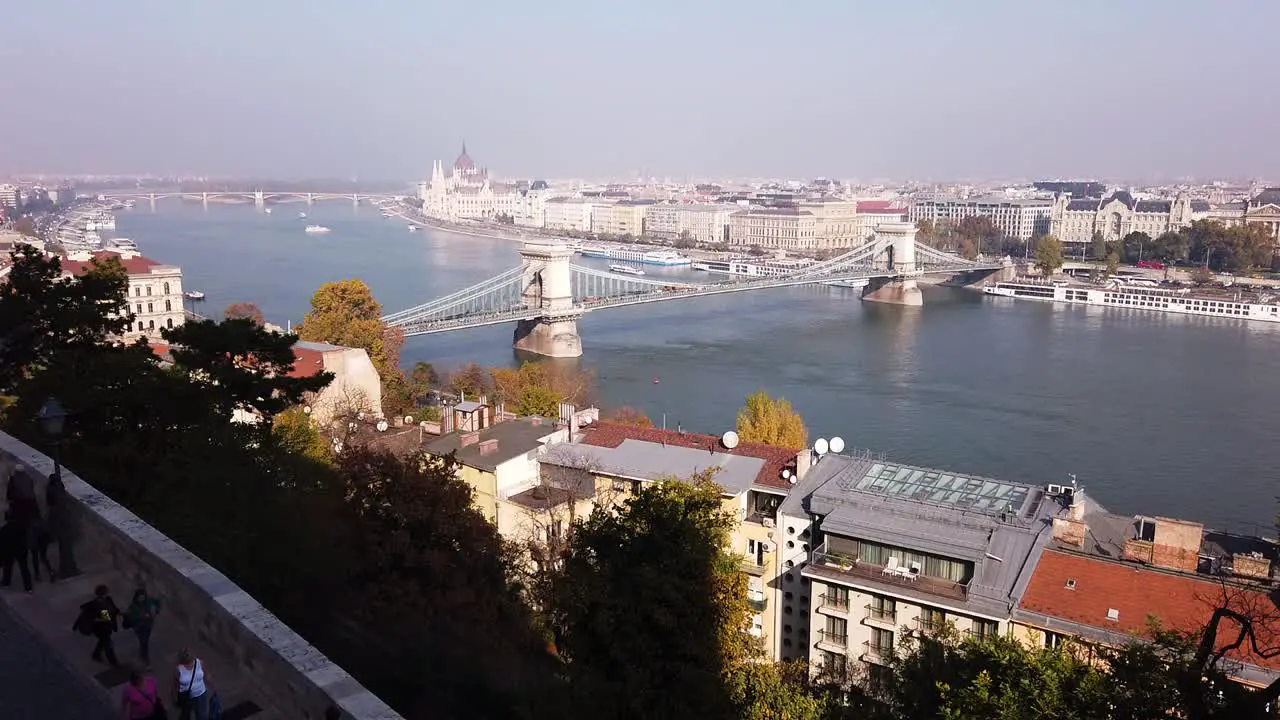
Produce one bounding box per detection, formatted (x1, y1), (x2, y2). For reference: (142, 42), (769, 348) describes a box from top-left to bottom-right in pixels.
(382, 266), (526, 324)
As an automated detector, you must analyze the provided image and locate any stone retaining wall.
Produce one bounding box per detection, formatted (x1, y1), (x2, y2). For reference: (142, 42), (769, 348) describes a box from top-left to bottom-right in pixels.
(0, 431), (403, 720)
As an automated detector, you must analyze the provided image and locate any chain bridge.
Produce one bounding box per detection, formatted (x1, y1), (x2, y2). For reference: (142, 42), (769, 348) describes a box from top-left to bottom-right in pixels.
(382, 222), (1013, 357)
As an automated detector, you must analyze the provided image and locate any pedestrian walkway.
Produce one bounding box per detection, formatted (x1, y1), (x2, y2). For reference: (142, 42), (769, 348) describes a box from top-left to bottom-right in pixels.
(0, 594), (114, 720)
(0, 548), (277, 719)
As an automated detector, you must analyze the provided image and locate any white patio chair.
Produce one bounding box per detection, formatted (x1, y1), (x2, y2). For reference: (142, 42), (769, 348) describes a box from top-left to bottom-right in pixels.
(883, 557), (900, 576)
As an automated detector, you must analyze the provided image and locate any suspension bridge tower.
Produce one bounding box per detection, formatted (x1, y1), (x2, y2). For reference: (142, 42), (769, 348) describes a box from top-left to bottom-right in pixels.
(861, 222), (924, 306)
(513, 243), (584, 358)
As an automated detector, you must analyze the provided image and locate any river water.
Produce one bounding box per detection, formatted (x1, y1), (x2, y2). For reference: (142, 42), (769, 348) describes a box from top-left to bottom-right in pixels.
(112, 202), (1280, 532)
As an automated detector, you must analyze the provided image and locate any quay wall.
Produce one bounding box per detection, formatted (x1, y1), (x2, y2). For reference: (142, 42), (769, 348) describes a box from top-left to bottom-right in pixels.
(0, 430), (404, 720)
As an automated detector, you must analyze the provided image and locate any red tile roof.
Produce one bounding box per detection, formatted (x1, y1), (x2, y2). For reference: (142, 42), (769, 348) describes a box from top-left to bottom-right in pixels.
(577, 421), (799, 490)
(61, 252), (163, 276)
(856, 200), (906, 214)
(1021, 550), (1280, 674)
(288, 347), (327, 378)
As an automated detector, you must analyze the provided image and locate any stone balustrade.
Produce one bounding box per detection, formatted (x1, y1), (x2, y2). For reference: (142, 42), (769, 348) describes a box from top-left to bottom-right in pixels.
(0, 430), (403, 720)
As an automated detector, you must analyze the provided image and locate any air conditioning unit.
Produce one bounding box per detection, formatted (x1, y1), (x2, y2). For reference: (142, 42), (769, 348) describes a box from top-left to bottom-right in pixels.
(761, 541), (775, 553)
(1047, 484), (1063, 496)
(762, 518), (776, 528)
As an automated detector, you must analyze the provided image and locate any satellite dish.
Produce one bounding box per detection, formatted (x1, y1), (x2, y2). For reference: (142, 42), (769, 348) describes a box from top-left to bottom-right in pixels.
(357, 412), (366, 421)
(721, 430), (739, 449)
(348, 422), (358, 432)
(404, 415), (414, 424)
(419, 421), (429, 428)
(788, 475), (797, 485)
(332, 442), (343, 453)
(814, 438), (829, 455)
(829, 436), (845, 454)
(376, 420), (388, 432)
(781, 468), (791, 479)
(579, 416), (592, 425)
(302, 406), (312, 415)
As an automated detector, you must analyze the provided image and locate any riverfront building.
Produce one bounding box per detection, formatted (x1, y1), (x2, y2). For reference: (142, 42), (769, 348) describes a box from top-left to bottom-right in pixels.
(419, 144), (521, 221)
(643, 203), (737, 245)
(1049, 191), (1210, 246)
(591, 199), (654, 237)
(62, 251), (184, 342)
(1205, 187), (1280, 249)
(729, 199), (875, 251)
(543, 197), (597, 232)
(909, 196), (1053, 241)
(779, 453), (1057, 673)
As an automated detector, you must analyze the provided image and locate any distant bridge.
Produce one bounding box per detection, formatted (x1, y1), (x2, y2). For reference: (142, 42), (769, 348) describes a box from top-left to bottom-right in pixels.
(381, 223), (1012, 357)
(97, 190), (401, 207)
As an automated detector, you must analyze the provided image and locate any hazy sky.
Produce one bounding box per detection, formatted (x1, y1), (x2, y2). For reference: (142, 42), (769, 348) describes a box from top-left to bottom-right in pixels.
(3, 0), (1277, 181)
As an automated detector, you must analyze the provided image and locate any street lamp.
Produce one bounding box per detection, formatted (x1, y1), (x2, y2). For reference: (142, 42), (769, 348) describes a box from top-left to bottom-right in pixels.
(37, 396), (79, 578)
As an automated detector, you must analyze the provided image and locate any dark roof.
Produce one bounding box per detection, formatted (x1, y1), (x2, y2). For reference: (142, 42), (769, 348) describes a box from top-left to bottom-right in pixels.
(506, 484), (593, 510)
(425, 416), (562, 472)
(1251, 187), (1280, 207)
(1189, 200), (1211, 212)
(1066, 199), (1101, 211)
(576, 421), (799, 490)
(1134, 200), (1172, 213)
(1106, 191), (1136, 209)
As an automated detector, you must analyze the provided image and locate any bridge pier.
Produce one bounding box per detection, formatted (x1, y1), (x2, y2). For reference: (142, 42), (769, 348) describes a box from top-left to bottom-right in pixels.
(513, 243), (583, 358)
(862, 222), (924, 306)
(862, 277), (924, 306)
(148, 193), (156, 212)
(254, 190), (265, 208)
(201, 192), (208, 210)
(306, 193), (314, 205)
(352, 194), (360, 207)
(951, 264), (1016, 289)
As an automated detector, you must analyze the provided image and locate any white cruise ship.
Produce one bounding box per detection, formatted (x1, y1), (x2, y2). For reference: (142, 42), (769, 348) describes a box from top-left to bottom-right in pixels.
(691, 257), (814, 278)
(304, 225), (332, 234)
(983, 279), (1280, 324)
(579, 247), (691, 266)
(608, 263), (645, 276)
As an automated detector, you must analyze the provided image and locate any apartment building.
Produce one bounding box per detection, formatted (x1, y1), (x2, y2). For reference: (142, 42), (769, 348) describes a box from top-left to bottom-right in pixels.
(543, 197), (596, 232)
(0, 184), (20, 211)
(852, 201), (909, 246)
(1013, 501), (1279, 690)
(512, 183), (555, 228)
(800, 199), (860, 250)
(644, 204), (735, 245)
(729, 206), (818, 250)
(538, 422), (802, 656)
(591, 199), (653, 237)
(778, 453), (1059, 677)
(910, 196), (1052, 241)
(62, 251), (184, 341)
(1050, 191), (1209, 246)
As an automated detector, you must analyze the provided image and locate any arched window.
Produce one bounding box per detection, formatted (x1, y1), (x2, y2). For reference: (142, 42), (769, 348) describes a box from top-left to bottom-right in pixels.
(166, 318), (173, 328)
(148, 320), (155, 330)
(147, 303), (153, 313)
(165, 300), (171, 312)
(146, 286), (152, 296)
(163, 282), (170, 295)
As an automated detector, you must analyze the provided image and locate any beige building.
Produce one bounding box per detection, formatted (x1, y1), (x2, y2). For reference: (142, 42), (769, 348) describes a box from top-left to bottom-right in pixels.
(420, 144), (520, 221)
(644, 203), (736, 245)
(543, 197), (597, 232)
(591, 199), (652, 237)
(800, 199), (860, 249)
(62, 251), (184, 341)
(730, 206), (818, 250)
(290, 340), (385, 425)
(1205, 187), (1280, 248)
(1049, 191), (1209, 246)
(911, 196), (1053, 241)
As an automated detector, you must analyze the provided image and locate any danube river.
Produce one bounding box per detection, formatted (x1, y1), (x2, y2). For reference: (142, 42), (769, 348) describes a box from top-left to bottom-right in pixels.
(114, 202), (1279, 532)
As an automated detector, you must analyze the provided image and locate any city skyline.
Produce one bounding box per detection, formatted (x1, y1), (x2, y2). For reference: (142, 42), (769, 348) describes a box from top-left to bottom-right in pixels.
(2, 0), (1278, 180)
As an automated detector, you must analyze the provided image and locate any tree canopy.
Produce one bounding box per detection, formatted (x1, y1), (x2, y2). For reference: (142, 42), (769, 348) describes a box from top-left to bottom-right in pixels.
(736, 390), (808, 450)
(1033, 235), (1064, 277)
(224, 301), (266, 325)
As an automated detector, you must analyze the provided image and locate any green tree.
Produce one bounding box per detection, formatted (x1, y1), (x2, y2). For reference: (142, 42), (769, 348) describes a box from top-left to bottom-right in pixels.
(1189, 266), (1216, 286)
(163, 318), (332, 426)
(272, 406), (333, 465)
(1033, 235), (1065, 277)
(1090, 231), (1107, 261)
(736, 390), (807, 450)
(550, 471), (755, 718)
(409, 361), (440, 395)
(606, 406), (653, 428)
(517, 382), (560, 418)
(13, 217), (37, 237)
(1152, 230), (1190, 262)
(726, 662), (827, 720)
(224, 301), (265, 325)
(1121, 231), (1151, 263)
(0, 246), (130, 393)
(1105, 251), (1121, 279)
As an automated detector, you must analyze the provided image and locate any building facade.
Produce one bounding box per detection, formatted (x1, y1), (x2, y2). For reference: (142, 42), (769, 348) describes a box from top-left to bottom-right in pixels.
(1206, 187), (1280, 249)
(852, 201), (910, 246)
(543, 197), (596, 232)
(591, 199), (652, 237)
(643, 204), (736, 245)
(910, 197), (1053, 241)
(62, 251), (184, 341)
(1049, 191), (1210, 245)
(419, 144), (520, 221)
(729, 207), (818, 250)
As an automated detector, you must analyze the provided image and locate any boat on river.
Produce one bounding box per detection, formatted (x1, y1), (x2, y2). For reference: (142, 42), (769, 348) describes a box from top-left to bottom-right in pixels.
(983, 278), (1280, 323)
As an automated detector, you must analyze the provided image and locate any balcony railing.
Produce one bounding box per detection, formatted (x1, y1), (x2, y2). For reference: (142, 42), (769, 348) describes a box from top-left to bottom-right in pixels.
(818, 594), (850, 612)
(817, 629), (848, 648)
(865, 604), (897, 623)
(810, 545), (970, 602)
(916, 616), (947, 634)
(861, 641), (894, 664)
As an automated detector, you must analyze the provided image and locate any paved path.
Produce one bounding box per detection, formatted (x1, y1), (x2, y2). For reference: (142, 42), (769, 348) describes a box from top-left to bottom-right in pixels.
(0, 590), (115, 720)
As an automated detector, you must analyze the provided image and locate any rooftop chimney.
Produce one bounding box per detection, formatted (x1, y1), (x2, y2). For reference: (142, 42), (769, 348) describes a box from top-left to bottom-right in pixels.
(460, 432), (480, 447)
(1122, 517), (1204, 573)
(478, 439), (499, 456)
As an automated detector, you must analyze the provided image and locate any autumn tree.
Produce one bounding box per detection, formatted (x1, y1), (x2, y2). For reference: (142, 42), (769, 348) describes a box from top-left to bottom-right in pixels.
(163, 318), (332, 426)
(409, 361), (439, 395)
(549, 471), (756, 718)
(1090, 231), (1107, 261)
(736, 390), (807, 450)
(607, 406), (653, 428)
(1033, 234), (1065, 278)
(272, 406), (333, 465)
(489, 362), (593, 418)
(1189, 265), (1216, 286)
(224, 301), (265, 325)
(449, 361), (491, 398)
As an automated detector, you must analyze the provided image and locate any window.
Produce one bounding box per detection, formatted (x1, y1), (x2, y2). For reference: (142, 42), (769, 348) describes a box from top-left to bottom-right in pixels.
(147, 320), (155, 330)
(163, 282), (170, 294)
(546, 520), (563, 547)
(869, 627), (894, 655)
(918, 607), (946, 633)
(823, 586), (849, 611)
(821, 616), (847, 647)
(852, 538), (972, 584)
(166, 318), (173, 329)
(746, 539), (766, 567)
(147, 303), (153, 313)
(165, 300), (171, 312)
(133, 286), (141, 297)
(146, 285), (152, 296)
(1044, 631), (1068, 650)
(970, 619), (999, 640)
(820, 650), (846, 678)
(136, 304), (143, 314)
(868, 595), (896, 622)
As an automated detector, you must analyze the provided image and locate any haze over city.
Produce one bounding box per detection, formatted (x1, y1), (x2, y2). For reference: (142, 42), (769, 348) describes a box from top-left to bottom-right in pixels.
(3, 0), (1279, 181)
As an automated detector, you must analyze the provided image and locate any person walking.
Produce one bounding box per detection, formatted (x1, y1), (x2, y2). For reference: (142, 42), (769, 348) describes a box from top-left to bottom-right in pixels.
(121, 666), (167, 720)
(123, 586), (162, 665)
(173, 649), (213, 720)
(76, 584), (121, 667)
(28, 511), (55, 582)
(5, 464), (39, 525)
(0, 510), (33, 593)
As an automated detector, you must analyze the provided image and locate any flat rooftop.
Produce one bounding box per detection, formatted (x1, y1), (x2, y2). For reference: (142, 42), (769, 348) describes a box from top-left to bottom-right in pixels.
(842, 462), (1031, 516)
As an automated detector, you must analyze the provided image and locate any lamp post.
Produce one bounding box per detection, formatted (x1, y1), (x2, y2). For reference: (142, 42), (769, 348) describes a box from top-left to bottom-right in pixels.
(38, 396), (79, 578)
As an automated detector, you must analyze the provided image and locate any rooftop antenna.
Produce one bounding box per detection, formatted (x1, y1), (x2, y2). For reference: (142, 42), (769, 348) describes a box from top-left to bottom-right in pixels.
(1068, 473), (1078, 490)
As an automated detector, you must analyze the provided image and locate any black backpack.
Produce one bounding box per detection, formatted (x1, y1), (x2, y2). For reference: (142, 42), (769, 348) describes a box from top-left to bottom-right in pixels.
(73, 607), (94, 636)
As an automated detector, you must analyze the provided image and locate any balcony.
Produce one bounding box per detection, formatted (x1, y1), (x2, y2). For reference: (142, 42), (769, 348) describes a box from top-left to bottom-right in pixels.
(748, 591), (768, 613)
(817, 594), (851, 613)
(915, 616), (946, 634)
(861, 641), (894, 665)
(864, 604), (897, 627)
(816, 629), (848, 650)
(740, 559), (767, 576)
(810, 546), (970, 602)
